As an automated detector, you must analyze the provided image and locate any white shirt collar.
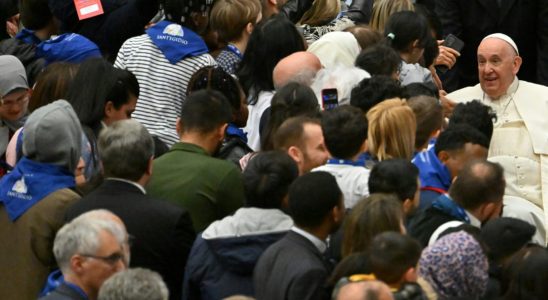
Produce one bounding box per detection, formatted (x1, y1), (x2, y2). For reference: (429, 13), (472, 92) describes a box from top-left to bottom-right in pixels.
(291, 226), (327, 253)
(107, 178), (146, 194)
(465, 210), (482, 228)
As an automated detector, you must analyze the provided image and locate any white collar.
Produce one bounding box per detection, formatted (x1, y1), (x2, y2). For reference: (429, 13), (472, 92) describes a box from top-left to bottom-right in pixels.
(291, 226), (327, 253)
(107, 178), (146, 194)
(465, 210), (482, 228)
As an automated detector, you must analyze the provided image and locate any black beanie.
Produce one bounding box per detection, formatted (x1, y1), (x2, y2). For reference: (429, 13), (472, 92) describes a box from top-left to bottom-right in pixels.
(481, 217), (536, 261)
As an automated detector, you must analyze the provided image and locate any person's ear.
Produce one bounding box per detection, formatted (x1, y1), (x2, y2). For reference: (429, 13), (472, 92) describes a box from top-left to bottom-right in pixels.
(403, 267), (418, 283)
(175, 117), (183, 137)
(71, 255), (86, 275)
(288, 146), (302, 164)
(146, 156), (154, 176)
(513, 56), (523, 75)
(402, 198), (413, 215)
(217, 123), (228, 141)
(104, 101), (115, 118)
(438, 150), (450, 164)
(411, 39), (420, 51)
(245, 22), (254, 35)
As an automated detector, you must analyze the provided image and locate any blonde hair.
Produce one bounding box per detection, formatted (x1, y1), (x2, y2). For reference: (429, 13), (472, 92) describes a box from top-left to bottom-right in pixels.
(366, 98), (416, 161)
(369, 0), (415, 32)
(299, 0), (340, 27)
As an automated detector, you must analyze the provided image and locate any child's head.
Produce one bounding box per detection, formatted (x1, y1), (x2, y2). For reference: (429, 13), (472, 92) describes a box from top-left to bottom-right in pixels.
(321, 105), (368, 160)
(369, 232), (422, 288)
(407, 95), (443, 151)
(209, 0), (262, 44)
(187, 66), (247, 127)
(384, 10), (430, 64)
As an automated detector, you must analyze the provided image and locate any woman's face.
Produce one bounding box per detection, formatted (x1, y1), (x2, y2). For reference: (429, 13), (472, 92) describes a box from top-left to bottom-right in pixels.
(103, 94), (137, 126)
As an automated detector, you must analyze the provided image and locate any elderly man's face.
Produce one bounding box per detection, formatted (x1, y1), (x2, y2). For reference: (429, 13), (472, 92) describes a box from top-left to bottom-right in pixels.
(80, 229), (126, 297)
(477, 38), (522, 99)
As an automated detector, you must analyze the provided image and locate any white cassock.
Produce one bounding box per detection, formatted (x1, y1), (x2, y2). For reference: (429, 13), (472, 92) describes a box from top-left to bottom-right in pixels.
(448, 77), (548, 245)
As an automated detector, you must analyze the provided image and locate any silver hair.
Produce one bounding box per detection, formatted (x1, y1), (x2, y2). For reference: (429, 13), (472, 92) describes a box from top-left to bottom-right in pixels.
(97, 268), (169, 300)
(53, 210), (127, 274)
(98, 119), (154, 181)
(311, 66), (370, 106)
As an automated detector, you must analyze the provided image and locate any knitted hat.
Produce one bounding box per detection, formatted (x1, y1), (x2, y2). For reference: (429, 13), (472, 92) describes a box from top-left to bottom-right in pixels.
(0, 55), (29, 98)
(480, 217), (536, 261)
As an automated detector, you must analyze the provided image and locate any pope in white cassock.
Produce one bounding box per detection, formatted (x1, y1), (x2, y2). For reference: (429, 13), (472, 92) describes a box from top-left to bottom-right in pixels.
(448, 33), (548, 245)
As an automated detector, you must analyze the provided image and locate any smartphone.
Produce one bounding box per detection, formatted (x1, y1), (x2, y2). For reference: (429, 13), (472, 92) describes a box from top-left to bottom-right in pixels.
(437, 34), (465, 73)
(321, 88), (338, 110)
(443, 34), (465, 53)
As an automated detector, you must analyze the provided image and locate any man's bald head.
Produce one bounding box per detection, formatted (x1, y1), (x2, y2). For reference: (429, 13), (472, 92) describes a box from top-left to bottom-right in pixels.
(477, 35), (522, 99)
(273, 51), (322, 89)
(336, 280), (394, 300)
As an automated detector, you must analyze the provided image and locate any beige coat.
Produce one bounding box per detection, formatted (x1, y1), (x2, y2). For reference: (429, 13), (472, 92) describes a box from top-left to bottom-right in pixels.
(448, 78), (548, 245)
(0, 189), (80, 300)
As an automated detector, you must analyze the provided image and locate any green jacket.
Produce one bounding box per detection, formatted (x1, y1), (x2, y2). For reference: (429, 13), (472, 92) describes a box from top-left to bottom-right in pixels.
(147, 142), (244, 232)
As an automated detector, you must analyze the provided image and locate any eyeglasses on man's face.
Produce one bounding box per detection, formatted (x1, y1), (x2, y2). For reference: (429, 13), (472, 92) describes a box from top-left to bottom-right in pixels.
(80, 252), (125, 266)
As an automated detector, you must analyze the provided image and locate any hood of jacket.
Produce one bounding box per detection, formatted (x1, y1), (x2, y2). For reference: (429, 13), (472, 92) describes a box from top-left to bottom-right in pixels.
(202, 207), (293, 274)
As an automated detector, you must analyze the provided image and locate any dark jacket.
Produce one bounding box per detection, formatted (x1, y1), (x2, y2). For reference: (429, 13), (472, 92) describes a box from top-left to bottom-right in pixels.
(407, 204), (459, 248)
(48, 0), (160, 60)
(65, 179), (196, 300)
(435, 0), (548, 91)
(215, 135), (252, 170)
(183, 208), (293, 300)
(0, 38), (45, 86)
(39, 283), (87, 300)
(254, 230), (332, 300)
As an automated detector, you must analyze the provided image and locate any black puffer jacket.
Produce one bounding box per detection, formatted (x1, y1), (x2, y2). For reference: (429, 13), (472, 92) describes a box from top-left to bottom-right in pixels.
(0, 38), (45, 86)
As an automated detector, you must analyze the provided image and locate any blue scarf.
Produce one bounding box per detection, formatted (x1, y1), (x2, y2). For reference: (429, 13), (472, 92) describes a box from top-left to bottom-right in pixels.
(412, 147), (452, 192)
(0, 157), (75, 221)
(15, 28), (42, 45)
(226, 123), (248, 143)
(431, 194), (470, 223)
(146, 21), (209, 64)
(36, 33), (102, 65)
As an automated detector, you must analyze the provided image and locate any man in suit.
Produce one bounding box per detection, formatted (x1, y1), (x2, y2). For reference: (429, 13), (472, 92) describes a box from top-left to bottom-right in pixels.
(447, 34), (548, 245)
(66, 119), (195, 300)
(254, 171), (345, 300)
(42, 210), (128, 300)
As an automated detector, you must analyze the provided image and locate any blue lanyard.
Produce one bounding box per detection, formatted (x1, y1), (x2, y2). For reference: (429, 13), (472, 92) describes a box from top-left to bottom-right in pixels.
(226, 44), (243, 59)
(327, 158), (365, 167)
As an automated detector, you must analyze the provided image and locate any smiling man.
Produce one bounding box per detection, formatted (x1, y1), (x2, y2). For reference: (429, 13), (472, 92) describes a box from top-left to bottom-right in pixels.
(447, 33), (548, 246)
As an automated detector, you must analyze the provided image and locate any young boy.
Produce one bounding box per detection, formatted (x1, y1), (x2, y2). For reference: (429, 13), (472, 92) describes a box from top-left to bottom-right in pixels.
(312, 105), (369, 209)
(210, 0), (262, 75)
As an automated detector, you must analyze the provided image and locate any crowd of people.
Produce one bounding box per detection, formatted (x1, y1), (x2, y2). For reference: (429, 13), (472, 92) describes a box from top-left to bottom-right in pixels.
(1, 0), (548, 299)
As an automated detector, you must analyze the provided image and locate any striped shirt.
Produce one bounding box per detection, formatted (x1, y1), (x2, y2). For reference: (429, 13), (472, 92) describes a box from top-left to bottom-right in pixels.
(114, 34), (216, 146)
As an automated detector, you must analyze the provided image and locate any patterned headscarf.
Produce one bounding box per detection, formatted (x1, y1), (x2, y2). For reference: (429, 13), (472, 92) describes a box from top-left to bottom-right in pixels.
(418, 231), (488, 299)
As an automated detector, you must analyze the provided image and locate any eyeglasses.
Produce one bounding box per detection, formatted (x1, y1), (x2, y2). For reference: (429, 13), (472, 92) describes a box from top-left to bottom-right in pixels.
(80, 252), (125, 265)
